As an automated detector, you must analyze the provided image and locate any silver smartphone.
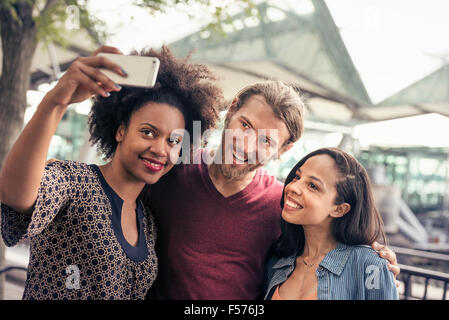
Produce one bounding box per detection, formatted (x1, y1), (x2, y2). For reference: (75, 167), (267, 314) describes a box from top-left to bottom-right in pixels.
(98, 53), (160, 88)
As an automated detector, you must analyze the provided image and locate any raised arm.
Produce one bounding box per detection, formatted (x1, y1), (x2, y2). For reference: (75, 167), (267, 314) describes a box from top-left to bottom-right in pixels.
(0, 46), (125, 213)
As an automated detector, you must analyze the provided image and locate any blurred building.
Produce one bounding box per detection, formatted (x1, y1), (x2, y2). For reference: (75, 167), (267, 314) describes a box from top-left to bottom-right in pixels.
(167, 0), (449, 251)
(1, 0), (449, 299)
(10, 0), (449, 250)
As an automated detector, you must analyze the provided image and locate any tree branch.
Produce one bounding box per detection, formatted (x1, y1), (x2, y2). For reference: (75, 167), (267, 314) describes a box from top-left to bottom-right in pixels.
(40, 0), (58, 15)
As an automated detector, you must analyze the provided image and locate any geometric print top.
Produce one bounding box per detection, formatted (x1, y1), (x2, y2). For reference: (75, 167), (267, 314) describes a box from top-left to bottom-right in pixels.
(0, 160), (158, 300)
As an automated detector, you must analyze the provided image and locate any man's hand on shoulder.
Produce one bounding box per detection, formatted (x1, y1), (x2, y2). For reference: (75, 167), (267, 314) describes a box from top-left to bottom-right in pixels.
(371, 241), (400, 288)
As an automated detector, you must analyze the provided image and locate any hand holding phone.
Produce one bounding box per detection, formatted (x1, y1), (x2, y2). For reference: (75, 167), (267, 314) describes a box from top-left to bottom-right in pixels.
(98, 53), (160, 88)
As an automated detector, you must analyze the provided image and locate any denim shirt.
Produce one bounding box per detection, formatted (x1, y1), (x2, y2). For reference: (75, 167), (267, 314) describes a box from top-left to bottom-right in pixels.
(264, 242), (399, 300)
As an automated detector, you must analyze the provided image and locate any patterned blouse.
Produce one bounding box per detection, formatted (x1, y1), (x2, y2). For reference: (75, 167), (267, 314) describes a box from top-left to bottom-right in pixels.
(1, 160), (158, 300)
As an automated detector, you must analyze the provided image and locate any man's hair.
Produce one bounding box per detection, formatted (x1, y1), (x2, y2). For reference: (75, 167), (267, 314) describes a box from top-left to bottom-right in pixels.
(273, 147), (387, 258)
(227, 80), (306, 147)
(88, 46), (223, 159)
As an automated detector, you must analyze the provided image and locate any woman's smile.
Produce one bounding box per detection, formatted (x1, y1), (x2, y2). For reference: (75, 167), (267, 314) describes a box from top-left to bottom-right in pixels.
(284, 195), (303, 210)
(140, 156), (166, 172)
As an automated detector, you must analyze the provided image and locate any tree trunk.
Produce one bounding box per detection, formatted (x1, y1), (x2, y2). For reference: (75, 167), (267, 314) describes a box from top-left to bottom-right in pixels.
(0, 2), (38, 300)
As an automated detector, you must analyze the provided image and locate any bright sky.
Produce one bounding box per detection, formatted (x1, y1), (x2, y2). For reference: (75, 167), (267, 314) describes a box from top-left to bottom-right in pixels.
(45, 0), (448, 148)
(87, 0), (216, 52)
(325, 0), (449, 103)
(353, 113), (449, 148)
(87, 0), (449, 104)
(324, 0), (449, 148)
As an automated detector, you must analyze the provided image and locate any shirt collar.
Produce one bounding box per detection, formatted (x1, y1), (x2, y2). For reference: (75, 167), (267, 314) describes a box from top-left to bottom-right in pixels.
(318, 242), (353, 276)
(272, 242), (354, 276)
(272, 254), (296, 269)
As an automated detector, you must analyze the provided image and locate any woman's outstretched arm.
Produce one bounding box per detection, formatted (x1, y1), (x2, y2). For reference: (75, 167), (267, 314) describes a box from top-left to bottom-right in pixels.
(0, 46), (125, 213)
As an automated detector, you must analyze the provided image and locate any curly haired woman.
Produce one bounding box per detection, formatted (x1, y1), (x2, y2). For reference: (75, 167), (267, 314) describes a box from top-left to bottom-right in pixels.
(0, 45), (223, 300)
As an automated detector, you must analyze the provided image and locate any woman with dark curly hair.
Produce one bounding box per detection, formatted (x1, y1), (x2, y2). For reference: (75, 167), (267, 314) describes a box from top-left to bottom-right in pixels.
(0, 45), (223, 300)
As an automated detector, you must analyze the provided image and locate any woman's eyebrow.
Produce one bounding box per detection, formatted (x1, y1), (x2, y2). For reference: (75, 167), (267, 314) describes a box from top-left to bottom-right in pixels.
(141, 122), (185, 139)
(309, 175), (324, 187)
(140, 122), (159, 132)
(297, 169), (325, 187)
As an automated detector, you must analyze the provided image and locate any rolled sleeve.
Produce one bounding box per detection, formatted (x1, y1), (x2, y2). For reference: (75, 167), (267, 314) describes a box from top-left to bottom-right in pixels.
(1, 161), (72, 246)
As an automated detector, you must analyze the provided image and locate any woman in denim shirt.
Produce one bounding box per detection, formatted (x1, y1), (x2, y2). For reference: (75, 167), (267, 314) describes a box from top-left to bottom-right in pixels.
(264, 148), (398, 300)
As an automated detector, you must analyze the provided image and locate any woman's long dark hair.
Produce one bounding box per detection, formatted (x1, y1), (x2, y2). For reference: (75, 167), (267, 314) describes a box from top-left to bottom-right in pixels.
(273, 147), (387, 258)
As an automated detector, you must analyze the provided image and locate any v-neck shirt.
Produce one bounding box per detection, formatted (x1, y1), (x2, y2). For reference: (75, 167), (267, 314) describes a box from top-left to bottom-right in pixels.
(1, 160), (158, 300)
(199, 162), (262, 206)
(90, 165), (148, 262)
(148, 149), (284, 299)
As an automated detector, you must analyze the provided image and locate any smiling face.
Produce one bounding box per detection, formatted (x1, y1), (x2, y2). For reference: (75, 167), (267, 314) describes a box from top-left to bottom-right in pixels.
(114, 102), (185, 185)
(282, 154), (350, 227)
(218, 94), (291, 180)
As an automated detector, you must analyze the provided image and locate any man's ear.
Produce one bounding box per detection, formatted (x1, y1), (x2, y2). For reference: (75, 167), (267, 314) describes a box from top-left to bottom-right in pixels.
(225, 97), (239, 122)
(278, 143), (294, 159)
(116, 124), (125, 143)
(229, 97), (239, 109)
(330, 203), (351, 218)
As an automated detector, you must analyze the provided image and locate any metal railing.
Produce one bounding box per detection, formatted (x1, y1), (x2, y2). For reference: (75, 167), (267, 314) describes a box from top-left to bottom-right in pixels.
(390, 245), (449, 300)
(2, 247), (449, 300)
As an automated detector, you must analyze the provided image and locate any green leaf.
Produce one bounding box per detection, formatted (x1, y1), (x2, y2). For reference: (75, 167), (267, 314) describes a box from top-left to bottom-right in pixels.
(1, 0), (23, 26)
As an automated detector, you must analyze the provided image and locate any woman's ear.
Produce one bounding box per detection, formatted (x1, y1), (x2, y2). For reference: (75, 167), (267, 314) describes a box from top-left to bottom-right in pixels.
(116, 124), (125, 143)
(330, 203), (351, 218)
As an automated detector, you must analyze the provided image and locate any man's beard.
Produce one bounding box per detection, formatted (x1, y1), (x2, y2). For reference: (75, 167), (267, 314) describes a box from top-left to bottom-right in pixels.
(214, 136), (263, 181)
(218, 161), (261, 181)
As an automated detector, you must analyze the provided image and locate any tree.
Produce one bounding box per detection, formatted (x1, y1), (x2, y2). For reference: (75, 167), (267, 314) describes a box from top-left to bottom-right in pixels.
(0, 0), (255, 299)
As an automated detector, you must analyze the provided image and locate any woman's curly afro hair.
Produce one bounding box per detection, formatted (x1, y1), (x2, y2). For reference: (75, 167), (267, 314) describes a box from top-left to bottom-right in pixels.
(88, 46), (224, 159)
